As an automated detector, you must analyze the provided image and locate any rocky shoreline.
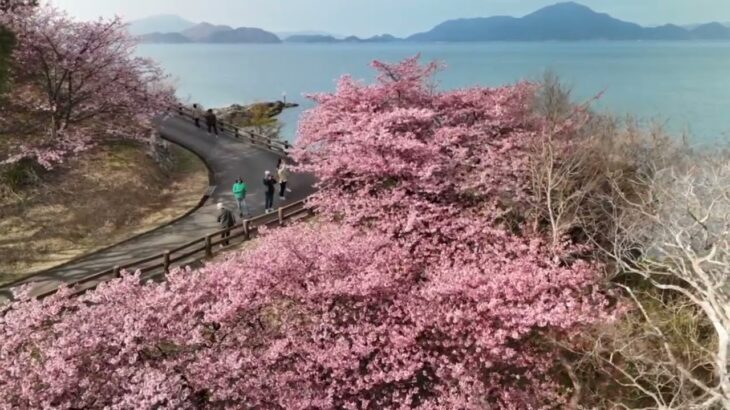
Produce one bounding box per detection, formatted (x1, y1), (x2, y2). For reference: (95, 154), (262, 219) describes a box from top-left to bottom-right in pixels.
(214, 100), (298, 128)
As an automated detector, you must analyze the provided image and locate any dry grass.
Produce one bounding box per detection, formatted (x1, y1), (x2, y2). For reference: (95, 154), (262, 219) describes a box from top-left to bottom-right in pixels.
(0, 141), (208, 284)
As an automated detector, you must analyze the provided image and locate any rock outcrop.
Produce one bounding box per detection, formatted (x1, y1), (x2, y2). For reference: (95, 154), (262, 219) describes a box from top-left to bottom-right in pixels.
(214, 101), (298, 128)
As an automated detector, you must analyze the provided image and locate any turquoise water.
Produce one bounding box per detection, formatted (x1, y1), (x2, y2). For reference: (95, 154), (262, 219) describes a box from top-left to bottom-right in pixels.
(137, 42), (730, 146)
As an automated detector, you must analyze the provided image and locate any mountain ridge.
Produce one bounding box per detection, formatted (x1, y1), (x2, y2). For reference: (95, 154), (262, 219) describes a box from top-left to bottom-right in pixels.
(139, 22), (281, 44)
(131, 3), (730, 44)
(408, 2), (730, 41)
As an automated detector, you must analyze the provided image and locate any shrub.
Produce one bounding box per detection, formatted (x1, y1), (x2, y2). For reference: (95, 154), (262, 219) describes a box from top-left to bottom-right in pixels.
(0, 157), (42, 190)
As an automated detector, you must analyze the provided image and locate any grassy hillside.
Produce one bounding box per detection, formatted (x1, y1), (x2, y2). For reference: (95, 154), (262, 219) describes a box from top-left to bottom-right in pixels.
(0, 141), (208, 283)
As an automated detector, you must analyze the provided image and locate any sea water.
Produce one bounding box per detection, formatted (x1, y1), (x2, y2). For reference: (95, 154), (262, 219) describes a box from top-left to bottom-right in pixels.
(137, 41), (730, 146)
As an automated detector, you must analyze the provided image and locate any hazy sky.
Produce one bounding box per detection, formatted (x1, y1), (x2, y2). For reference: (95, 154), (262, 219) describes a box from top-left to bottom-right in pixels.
(49, 0), (730, 37)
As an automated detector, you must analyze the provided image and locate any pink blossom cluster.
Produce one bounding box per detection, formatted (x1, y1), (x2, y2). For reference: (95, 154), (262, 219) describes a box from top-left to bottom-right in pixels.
(1, 223), (604, 409)
(2, 4), (175, 168)
(294, 56), (542, 261)
(2, 128), (93, 169)
(0, 57), (608, 408)
(0, 0), (35, 25)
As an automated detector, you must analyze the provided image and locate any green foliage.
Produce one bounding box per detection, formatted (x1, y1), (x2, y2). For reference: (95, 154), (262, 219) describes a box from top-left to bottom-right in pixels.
(245, 104), (278, 128)
(573, 283), (717, 409)
(1, 158), (42, 190)
(239, 103), (282, 138)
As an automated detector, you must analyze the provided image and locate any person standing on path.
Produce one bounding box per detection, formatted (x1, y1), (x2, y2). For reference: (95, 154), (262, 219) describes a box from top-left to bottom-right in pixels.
(263, 171), (277, 213)
(277, 158), (289, 200)
(192, 103), (203, 128)
(232, 178), (250, 218)
(205, 109), (219, 135)
(216, 202), (235, 246)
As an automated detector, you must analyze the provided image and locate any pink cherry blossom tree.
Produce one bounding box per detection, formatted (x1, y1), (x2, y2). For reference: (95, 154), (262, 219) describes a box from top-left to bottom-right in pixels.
(1, 223), (606, 409)
(0, 57), (609, 408)
(2, 5), (174, 168)
(0, 0), (36, 13)
(294, 56), (552, 261)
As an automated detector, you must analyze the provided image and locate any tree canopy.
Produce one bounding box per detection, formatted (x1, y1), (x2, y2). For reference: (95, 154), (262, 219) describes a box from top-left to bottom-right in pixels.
(0, 4), (174, 168)
(0, 57), (610, 409)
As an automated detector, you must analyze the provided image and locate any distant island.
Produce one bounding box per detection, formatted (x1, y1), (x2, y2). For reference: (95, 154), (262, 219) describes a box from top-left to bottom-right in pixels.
(285, 34), (400, 44)
(138, 22), (281, 44)
(131, 2), (730, 44)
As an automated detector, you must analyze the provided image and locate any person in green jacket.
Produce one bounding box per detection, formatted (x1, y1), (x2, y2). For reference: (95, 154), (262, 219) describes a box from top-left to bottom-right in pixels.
(232, 178), (250, 218)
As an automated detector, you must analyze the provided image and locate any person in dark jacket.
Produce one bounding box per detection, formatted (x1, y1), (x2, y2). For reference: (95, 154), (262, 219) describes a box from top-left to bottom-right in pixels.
(263, 170), (277, 213)
(216, 202), (235, 246)
(205, 109), (218, 135)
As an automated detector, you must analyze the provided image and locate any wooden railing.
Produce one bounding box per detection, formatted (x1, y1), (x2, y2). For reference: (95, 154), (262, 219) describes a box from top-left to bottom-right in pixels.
(1, 105), (306, 302)
(173, 105), (292, 154)
(32, 199), (314, 300)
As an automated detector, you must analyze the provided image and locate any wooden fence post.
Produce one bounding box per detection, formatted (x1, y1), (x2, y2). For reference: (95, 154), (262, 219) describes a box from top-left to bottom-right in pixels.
(205, 235), (213, 258)
(243, 220), (250, 240)
(163, 251), (171, 273)
(278, 207), (284, 226)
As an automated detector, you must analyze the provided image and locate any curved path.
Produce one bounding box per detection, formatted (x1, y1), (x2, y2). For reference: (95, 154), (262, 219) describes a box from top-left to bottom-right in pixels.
(0, 114), (316, 302)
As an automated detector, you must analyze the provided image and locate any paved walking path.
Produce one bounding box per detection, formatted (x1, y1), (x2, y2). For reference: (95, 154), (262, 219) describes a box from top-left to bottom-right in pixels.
(0, 114), (317, 302)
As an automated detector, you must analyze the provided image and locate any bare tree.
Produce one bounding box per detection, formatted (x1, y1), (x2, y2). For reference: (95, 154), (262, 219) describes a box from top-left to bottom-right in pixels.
(529, 73), (728, 409)
(530, 70), (596, 248)
(595, 153), (730, 409)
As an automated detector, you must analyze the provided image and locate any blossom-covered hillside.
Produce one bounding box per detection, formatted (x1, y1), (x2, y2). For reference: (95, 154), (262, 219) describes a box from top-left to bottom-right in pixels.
(0, 57), (610, 409)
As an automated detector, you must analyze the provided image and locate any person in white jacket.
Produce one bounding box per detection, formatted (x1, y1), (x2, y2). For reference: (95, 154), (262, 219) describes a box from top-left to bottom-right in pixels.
(192, 103), (204, 128)
(277, 158), (290, 200)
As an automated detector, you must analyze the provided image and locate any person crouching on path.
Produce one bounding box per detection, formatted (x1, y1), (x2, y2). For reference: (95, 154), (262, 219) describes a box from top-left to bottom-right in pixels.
(263, 171), (276, 213)
(277, 158), (289, 200)
(232, 178), (250, 218)
(205, 109), (219, 135)
(192, 103), (203, 128)
(216, 202), (235, 246)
